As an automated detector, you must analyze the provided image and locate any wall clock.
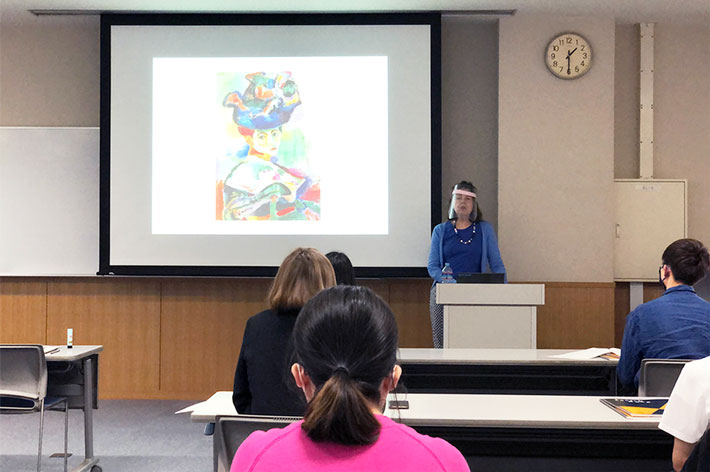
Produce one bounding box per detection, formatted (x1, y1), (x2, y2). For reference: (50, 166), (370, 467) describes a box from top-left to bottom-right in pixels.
(545, 32), (592, 79)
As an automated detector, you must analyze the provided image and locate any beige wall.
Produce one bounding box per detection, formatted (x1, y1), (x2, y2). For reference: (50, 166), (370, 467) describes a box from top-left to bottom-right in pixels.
(613, 23), (710, 246)
(498, 16), (616, 282)
(2, 15), (709, 275)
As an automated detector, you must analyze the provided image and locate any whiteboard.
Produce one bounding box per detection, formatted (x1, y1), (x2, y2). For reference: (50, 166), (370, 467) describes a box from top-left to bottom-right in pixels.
(0, 127), (99, 275)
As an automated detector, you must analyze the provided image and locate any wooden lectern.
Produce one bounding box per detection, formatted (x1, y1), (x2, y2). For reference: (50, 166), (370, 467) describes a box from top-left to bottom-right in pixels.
(437, 283), (545, 348)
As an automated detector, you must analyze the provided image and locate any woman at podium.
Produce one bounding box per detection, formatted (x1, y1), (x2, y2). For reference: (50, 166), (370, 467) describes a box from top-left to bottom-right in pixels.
(427, 181), (506, 348)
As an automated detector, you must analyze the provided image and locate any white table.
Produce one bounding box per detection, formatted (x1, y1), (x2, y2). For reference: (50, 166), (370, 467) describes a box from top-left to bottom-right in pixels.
(180, 391), (672, 471)
(385, 393), (671, 471)
(46, 345), (103, 472)
(397, 348), (619, 395)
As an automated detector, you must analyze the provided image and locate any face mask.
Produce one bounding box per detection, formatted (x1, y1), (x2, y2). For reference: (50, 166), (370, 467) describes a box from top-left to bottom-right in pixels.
(659, 265), (667, 290)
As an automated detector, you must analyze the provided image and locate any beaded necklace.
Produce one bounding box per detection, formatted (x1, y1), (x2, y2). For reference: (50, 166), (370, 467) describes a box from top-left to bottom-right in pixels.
(453, 223), (476, 245)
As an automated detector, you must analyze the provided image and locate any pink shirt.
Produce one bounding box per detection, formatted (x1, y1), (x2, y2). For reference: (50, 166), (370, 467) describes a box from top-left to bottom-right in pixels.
(231, 415), (470, 472)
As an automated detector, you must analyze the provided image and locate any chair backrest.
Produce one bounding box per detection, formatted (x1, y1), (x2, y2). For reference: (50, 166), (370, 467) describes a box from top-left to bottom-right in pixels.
(638, 358), (691, 397)
(0, 345), (47, 406)
(215, 414), (301, 472)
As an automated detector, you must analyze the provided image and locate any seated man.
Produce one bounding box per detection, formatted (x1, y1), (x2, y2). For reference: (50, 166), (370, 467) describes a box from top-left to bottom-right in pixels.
(618, 238), (710, 390)
(658, 356), (710, 471)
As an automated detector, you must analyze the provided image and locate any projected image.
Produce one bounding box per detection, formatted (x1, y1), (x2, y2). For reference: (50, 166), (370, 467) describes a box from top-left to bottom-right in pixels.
(152, 56), (389, 236)
(217, 72), (320, 221)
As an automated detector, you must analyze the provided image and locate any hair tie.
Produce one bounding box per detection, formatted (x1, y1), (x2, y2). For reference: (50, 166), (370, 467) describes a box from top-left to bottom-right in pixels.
(332, 366), (350, 377)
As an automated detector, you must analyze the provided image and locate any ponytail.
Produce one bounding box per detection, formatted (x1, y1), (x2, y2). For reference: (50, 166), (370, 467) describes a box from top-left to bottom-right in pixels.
(301, 370), (380, 445)
(292, 286), (399, 446)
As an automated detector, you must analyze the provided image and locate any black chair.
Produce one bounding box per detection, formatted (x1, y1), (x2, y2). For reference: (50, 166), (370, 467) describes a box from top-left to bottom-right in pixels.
(214, 414), (300, 472)
(0, 344), (69, 472)
(638, 358), (691, 397)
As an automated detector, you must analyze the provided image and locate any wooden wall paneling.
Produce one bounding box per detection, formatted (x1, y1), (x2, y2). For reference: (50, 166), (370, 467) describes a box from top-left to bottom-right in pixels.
(643, 282), (665, 302)
(387, 279), (434, 348)
(159, 278), (271, 399)
(46, 278), (161, 398)
(0, 278), (47, 343)
(358, 279), (391, 303)
(536, 282), (615, 349)
(614, 282), (630, 347)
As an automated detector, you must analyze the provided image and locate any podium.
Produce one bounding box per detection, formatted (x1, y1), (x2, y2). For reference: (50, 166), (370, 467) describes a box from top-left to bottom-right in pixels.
(437, 283), (545, 348)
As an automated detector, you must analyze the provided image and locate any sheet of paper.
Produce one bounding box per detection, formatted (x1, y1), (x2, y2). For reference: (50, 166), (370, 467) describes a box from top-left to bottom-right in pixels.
(549, 347), (621, 360)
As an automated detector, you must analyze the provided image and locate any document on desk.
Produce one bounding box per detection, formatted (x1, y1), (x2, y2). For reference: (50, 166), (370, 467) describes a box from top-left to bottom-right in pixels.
(549, 347), (621, 360)
(600, 398), (667, 418)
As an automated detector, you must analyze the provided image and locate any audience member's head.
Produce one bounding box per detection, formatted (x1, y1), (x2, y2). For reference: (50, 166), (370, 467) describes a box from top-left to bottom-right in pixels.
(325, 251), (355, 286)
(268, 248), (336, 311)
(290, 285), (400, 445)
(661, 238), (710, 286)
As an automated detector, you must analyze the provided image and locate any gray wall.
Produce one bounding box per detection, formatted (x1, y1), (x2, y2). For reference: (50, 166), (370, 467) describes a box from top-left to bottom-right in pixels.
(441, 16), (498, 229)
(0, 16), (99, 126)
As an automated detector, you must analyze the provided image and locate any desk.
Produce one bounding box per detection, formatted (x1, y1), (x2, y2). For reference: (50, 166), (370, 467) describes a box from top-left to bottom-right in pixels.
(180, 391), (236, 424)
(183, 391), (672, 472)
(46, 345), (103, 472)
(398, 348), (618, 395)
(386, 393), (672, 471)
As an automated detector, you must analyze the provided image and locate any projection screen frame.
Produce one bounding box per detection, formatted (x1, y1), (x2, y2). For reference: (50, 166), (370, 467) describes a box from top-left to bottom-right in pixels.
(99, 12), (442, 277)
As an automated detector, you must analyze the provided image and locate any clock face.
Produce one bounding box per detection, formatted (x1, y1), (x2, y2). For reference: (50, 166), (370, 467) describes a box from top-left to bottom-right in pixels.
(545, 33), (592, 79)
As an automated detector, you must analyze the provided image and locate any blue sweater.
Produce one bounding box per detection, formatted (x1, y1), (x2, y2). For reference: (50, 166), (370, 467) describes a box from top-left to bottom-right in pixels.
(618, 284), (710, 388)
(427, 220), (507, 283)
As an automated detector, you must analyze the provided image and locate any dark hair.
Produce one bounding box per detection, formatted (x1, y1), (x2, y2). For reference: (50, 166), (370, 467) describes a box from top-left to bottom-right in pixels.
(662, 238), (710, 286)
(292, 285), (398, 445)
(447, 180), (483, 223)
(325, 251), (355, 286)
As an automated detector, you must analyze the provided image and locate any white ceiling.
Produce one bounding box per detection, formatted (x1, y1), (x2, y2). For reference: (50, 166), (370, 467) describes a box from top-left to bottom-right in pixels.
(1, 0), (709, 25)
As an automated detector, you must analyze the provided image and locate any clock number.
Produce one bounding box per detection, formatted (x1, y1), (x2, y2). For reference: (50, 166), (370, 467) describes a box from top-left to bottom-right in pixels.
(583, 52), (588, 59)
(581, 61), (585, 66)
(559, 66), (563, 72)
(550, 53), (556, 59)
(553, 45), (559, 51)
(575, 66), (580, 73)
(581, 45), (586, 51)
(566, 37), (572, 44)
(553, 60), (558, 66)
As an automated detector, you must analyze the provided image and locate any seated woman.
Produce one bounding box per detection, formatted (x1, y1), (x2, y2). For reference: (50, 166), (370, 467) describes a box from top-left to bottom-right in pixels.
(232, 247), (336, 416)
(231, 285), (469, 471)
(325, 251), (355, 285)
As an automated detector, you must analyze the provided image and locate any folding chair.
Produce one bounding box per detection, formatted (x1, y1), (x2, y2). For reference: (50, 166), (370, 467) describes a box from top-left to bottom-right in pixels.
(0, 344), (69, 472)
(638, 358), (692, 397)
(214, 414), (300, 472)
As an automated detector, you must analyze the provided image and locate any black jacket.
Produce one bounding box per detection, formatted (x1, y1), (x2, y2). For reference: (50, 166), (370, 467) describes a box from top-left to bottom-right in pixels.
(232, 308), (307, 416)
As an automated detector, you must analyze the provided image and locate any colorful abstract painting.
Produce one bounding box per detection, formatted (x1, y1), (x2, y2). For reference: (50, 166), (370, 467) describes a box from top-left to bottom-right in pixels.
(216, 71), (320, 221)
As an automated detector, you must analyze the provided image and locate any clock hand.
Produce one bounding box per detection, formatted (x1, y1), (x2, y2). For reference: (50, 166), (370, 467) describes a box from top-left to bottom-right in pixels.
(569, 47), (578, 56)
(566, 55), (571, 75)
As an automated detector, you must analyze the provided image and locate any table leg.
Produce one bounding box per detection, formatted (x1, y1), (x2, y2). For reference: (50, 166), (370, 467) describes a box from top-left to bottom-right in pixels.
(70, 356), (100, 472)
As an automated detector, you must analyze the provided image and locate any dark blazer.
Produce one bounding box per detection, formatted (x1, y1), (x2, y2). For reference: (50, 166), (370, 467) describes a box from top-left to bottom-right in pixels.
(232, 308), (307, 416)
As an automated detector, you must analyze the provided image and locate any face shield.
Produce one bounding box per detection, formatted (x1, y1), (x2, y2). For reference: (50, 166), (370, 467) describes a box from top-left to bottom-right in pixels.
(448, 185), (478, 221)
